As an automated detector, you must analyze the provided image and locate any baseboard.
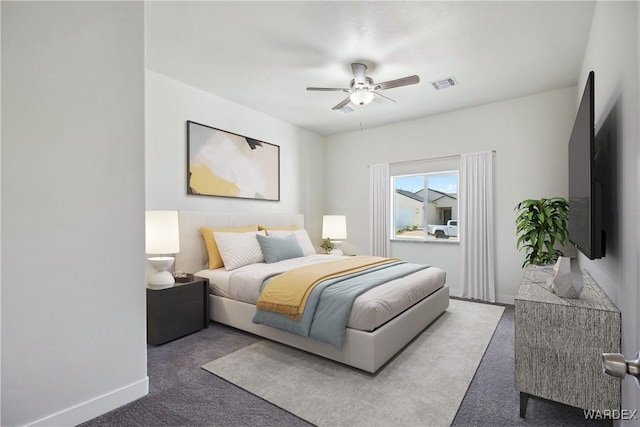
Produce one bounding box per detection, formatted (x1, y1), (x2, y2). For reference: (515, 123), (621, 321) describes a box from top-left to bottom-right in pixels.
(27, 377), (149, 427)
(448, 287), (515, 305)
(496, 294), (515, 305)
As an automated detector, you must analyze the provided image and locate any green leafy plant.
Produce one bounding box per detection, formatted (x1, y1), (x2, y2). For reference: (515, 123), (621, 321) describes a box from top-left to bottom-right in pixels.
(320, 238), (335, 253)
(515, 197), (569, 267)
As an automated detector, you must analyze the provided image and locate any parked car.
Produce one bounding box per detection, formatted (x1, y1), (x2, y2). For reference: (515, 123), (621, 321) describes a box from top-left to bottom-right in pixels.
(428, 220), (458, 238)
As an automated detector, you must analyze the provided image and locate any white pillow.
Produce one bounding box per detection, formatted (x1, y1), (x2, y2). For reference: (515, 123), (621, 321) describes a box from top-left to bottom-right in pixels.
(213, 230), (266, 271)
(267, 229), (316, 256)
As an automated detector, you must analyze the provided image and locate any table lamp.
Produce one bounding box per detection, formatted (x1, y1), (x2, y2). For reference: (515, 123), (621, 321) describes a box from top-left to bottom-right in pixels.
(322, 215), (347, 255)
(145, 210), (180, 289)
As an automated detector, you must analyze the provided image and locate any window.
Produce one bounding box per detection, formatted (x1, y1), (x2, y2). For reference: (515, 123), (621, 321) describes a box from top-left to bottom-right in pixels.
(392, 170), (459, 241)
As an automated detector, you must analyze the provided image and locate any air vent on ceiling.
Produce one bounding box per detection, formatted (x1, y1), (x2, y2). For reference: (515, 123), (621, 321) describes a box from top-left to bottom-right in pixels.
(430, 77), (458, 90)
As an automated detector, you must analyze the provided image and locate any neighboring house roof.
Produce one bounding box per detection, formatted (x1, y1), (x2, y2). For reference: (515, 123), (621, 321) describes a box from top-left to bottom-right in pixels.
(395, 189), (424, 202)
(397, 188), (457, 203)
(429, 188), (458, 203)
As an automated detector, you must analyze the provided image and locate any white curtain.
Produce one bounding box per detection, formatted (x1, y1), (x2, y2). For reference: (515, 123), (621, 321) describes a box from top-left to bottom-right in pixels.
(369, 163), (390, 257)
(460, 151), (496, 302)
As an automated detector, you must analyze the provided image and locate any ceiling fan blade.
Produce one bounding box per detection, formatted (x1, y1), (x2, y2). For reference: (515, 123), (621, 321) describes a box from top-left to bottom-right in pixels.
(373, 92), (396, 105)
(351, 63), (367, 84)
(331, 97), (352, 111)
(307, 87), (349, 92)
(374, 75), (420, 90)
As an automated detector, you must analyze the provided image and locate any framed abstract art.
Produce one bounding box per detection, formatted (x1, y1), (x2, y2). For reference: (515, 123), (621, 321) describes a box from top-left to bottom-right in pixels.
(186, 121), (280, 201)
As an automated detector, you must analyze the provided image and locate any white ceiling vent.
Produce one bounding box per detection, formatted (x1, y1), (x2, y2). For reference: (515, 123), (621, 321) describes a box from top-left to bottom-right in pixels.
(430, 77), (458, 90)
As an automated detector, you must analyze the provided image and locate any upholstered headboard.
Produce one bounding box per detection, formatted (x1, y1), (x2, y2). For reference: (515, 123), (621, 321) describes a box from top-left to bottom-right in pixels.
(175, 211), (305, 274)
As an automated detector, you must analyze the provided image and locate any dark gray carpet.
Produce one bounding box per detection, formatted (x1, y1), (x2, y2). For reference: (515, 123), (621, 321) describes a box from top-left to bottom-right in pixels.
(451, 303), (597, 426)
(81, 324), (310, 427)
(82, 302), (596, 426)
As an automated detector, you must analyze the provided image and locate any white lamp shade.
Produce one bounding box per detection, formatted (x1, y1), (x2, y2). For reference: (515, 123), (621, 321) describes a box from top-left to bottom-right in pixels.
(322, 215), (347, 240)
(145, 210), (180, 254)
(350, 90), (374, 106)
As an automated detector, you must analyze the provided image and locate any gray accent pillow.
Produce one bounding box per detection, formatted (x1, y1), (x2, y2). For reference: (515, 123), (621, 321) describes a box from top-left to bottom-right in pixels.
(256, 233), (304, 264)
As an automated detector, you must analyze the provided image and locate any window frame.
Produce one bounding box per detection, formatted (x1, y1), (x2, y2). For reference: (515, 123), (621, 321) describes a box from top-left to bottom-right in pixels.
(391, 170), (459, 243)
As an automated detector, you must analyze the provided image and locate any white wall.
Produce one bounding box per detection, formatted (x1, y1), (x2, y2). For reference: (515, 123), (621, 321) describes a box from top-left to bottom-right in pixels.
(576, 1), (640, 420)
(145, 71), (326, 246)
(325, 87), (576, 303)
(1, 3), (148, 426)
(0, 3), (4, 424)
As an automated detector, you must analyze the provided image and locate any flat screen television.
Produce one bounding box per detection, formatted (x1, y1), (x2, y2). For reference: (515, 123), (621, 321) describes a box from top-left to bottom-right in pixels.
(568, 71), (605, 259)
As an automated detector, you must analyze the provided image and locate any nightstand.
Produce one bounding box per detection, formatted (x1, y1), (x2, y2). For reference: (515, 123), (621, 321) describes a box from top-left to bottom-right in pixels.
(147, 276), (209, 345)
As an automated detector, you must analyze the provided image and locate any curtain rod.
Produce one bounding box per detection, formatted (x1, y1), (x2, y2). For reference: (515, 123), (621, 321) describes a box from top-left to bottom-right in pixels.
(367, 150), (496, 167)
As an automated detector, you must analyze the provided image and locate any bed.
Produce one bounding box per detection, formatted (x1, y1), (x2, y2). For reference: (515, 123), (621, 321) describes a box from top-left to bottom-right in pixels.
(175, 211), (449, 373)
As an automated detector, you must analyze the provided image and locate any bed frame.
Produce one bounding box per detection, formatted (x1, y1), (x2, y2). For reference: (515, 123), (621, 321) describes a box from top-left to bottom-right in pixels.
(176, 211), (450, 373)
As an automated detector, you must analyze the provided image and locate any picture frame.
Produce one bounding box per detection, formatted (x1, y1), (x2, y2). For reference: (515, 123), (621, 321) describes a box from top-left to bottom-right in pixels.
(186, 121), (280, 201)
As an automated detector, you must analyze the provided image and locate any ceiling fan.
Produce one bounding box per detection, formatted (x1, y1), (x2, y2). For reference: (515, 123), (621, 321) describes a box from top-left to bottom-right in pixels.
(307, 63), (420, 112)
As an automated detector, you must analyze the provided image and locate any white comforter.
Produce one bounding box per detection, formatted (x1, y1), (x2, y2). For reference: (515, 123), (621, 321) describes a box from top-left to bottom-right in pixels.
(196, 255), (446, 332)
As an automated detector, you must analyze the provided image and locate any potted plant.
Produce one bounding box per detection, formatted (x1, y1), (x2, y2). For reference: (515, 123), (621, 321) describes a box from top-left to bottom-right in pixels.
(320, 238), (335, 254)
(515, 197), (569, 268)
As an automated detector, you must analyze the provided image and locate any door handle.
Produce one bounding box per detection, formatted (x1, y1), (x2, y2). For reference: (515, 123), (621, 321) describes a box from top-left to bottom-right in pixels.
(602, 352), (640, 386)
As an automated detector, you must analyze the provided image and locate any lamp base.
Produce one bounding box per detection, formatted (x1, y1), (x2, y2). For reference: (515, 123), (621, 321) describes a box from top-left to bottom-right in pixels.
(148, 256), (176, 289)
(329, 241), (344, 256)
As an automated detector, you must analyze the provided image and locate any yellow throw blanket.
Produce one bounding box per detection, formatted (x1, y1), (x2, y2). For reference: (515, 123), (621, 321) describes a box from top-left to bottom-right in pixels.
(256, 256), (397, 321)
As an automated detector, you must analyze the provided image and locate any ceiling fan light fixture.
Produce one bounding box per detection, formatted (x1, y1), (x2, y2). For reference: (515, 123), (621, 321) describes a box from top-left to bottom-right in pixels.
(350, 90), (374, 106)
(309, 62), (419, 111)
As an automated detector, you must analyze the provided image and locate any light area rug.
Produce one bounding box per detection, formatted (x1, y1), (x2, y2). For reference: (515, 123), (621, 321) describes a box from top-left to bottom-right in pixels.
(202, 299), (504, 427)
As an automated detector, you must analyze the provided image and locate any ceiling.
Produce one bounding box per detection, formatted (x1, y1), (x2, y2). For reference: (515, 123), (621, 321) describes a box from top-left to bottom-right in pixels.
(145, 1), (596, 136)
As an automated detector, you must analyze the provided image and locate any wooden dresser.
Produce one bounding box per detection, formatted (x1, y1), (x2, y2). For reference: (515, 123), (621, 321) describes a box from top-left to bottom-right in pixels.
(515, 266), (621, 418)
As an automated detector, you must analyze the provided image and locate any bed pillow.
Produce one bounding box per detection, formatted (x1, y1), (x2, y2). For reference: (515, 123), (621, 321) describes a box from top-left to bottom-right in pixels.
(257, 224), (299, 232)
(256, 233), (304, 264)
(267, 229), (316, 256)
(200, 225), (259, 269)
(213, 230), (266, 271)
